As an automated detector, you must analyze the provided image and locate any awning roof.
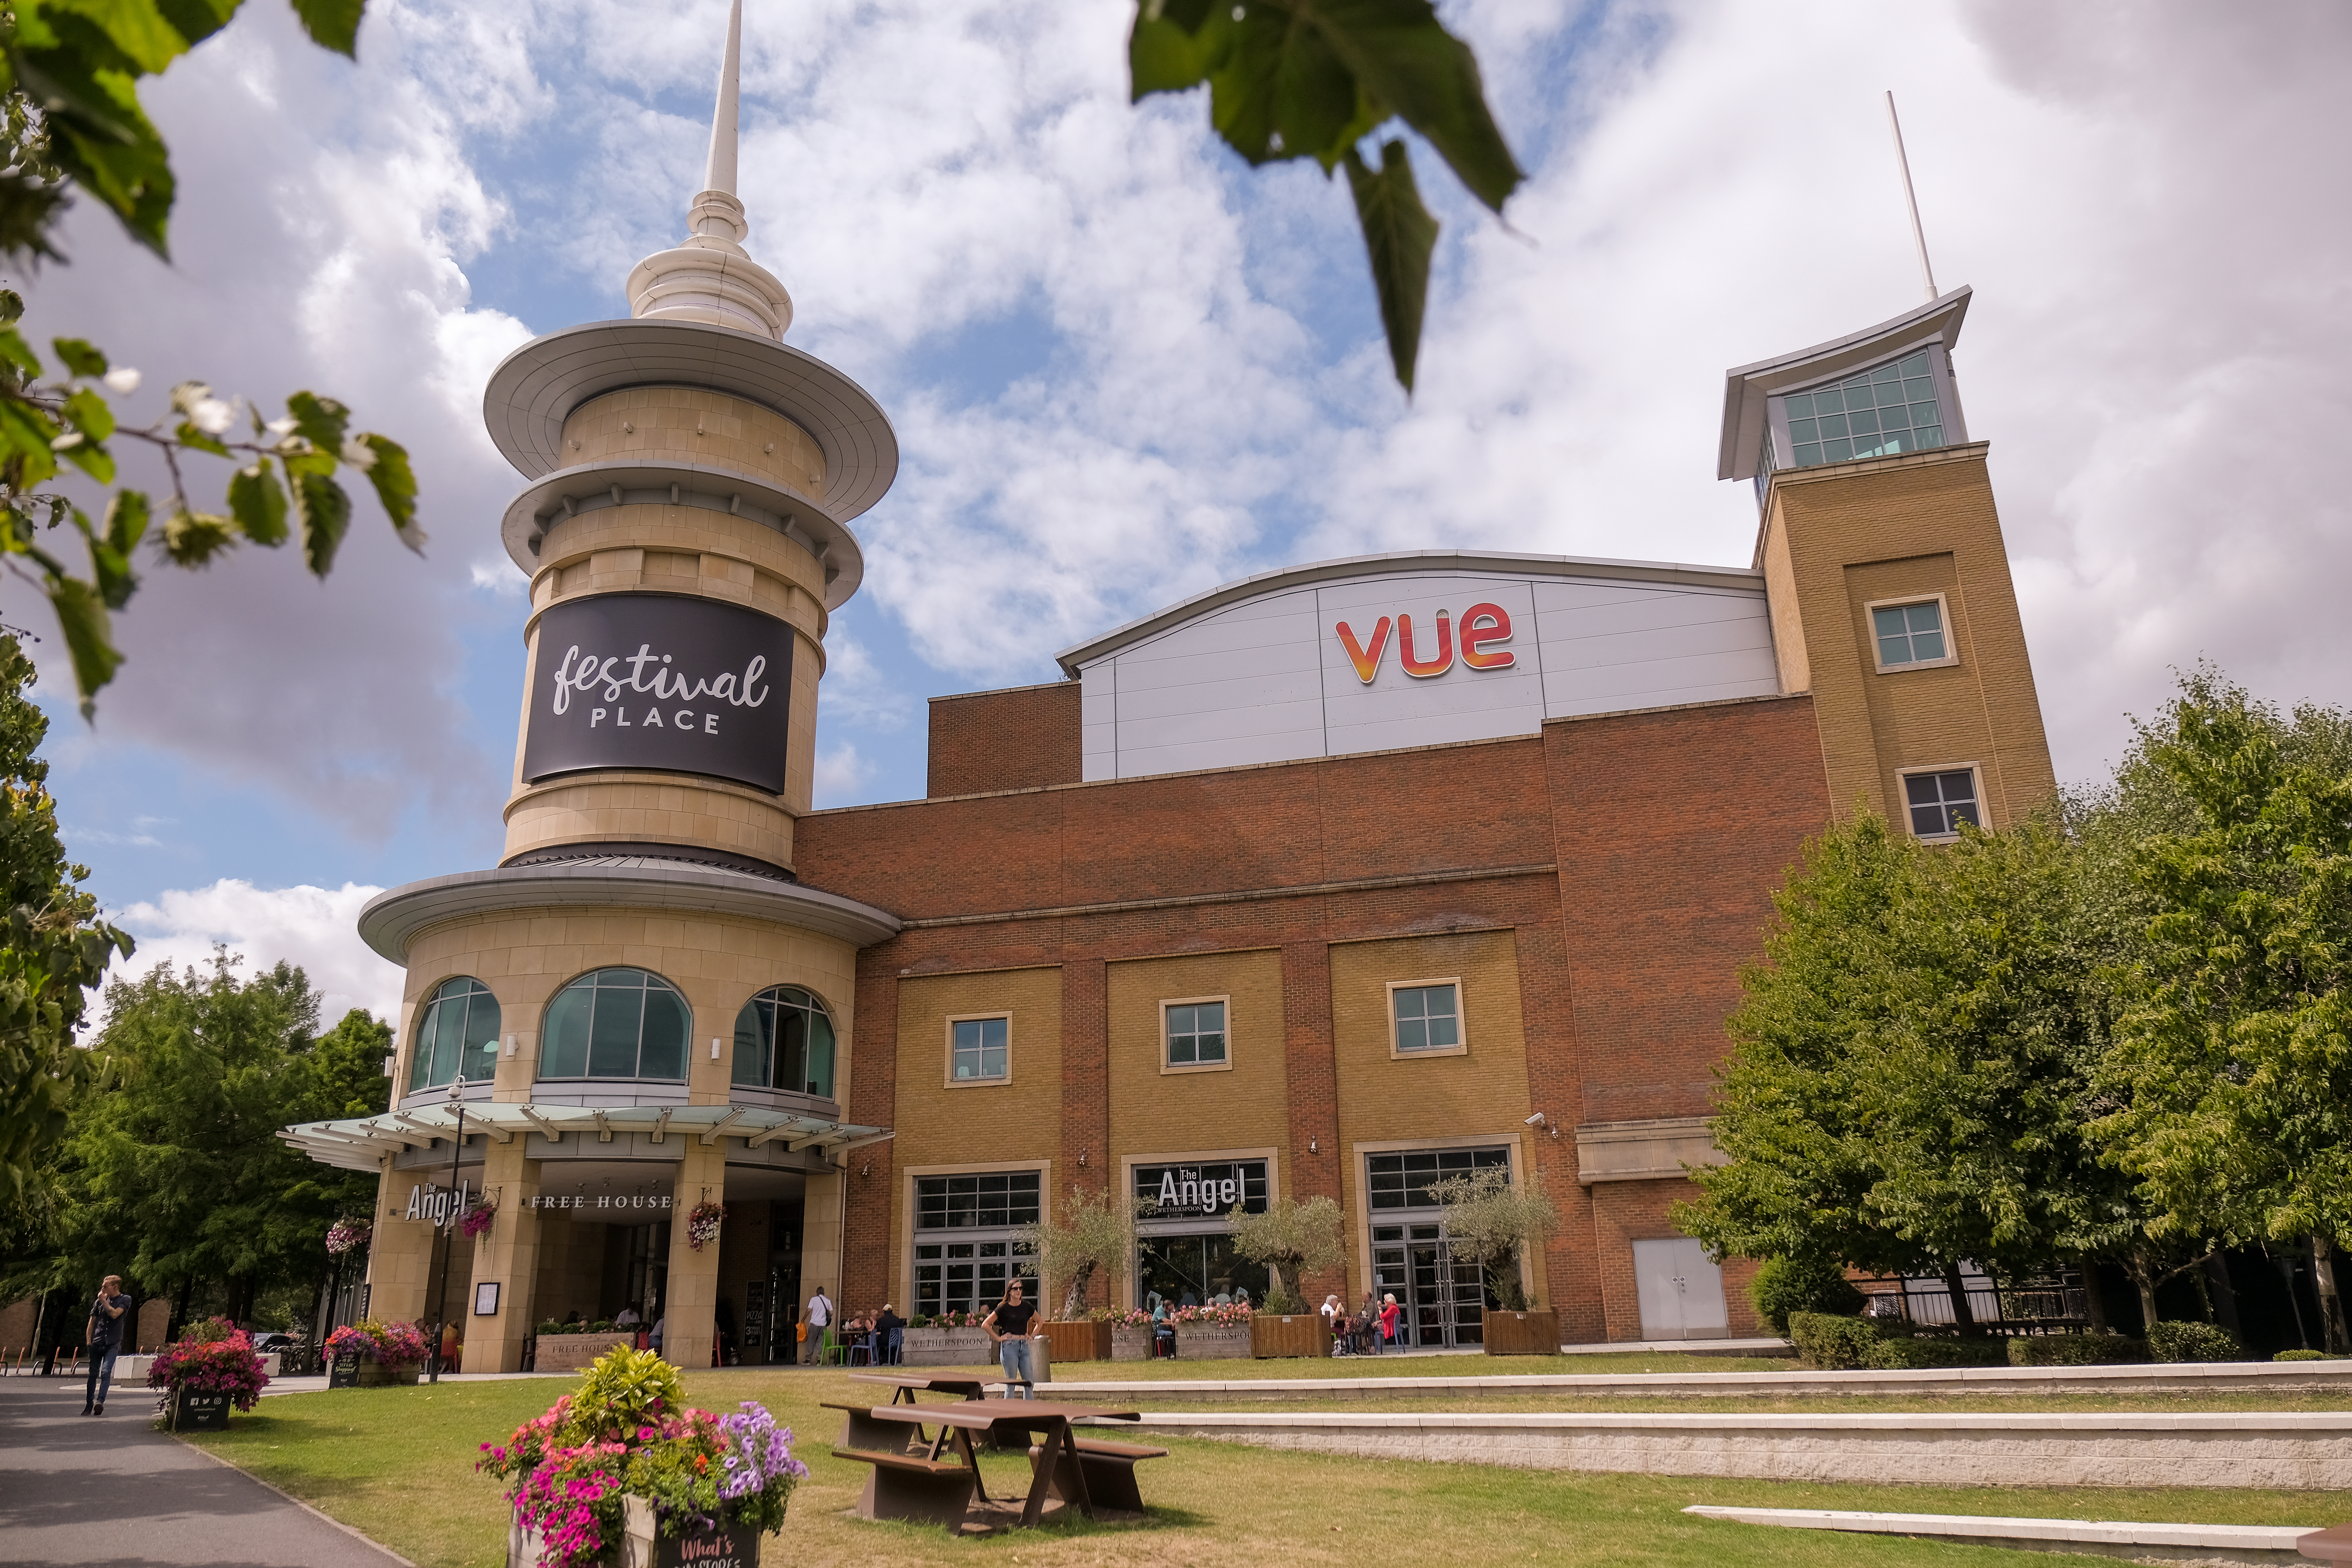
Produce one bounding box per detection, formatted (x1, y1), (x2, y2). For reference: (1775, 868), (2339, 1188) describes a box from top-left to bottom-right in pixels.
(279, 1102), (894, 1173)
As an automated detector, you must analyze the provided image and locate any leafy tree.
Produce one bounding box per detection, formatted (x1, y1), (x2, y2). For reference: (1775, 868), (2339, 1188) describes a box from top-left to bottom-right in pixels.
(1677, 810), (2127, 1327)
(0, 2), (415, 715)
(1228, 1193), (1346, 1310)
(1018, 1184), (1148, 1320)
(1428, 1163), (1557, 1310)
(1131, 0), (1524, 392)
(2091, 671), (2352, 1351)
(0, 630), (127, 1215)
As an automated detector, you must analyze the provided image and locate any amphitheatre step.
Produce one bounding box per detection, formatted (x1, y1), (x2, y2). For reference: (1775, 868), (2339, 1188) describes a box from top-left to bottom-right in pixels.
(1042, 1358), (2352, 1403)
(1109, 1410), (2352, 1489)
(1684, 1506), (2324, 1568)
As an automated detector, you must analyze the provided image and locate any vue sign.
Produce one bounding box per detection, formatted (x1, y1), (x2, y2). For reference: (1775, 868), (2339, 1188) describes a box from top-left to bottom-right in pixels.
(1334, 601), (1516, 683)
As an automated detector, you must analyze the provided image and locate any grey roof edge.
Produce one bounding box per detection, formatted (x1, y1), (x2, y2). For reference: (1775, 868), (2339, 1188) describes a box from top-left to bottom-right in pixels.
(481, 318), (900, 520)
(1052, 549), (1764, 678)
(356, 862), (903, 964)
(497, 457), (865, 611)
(1717, 287), (1973, 481)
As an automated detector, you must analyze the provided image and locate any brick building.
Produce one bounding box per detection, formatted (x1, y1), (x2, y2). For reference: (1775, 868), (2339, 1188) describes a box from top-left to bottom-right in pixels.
(282, 18), (2053, 1365)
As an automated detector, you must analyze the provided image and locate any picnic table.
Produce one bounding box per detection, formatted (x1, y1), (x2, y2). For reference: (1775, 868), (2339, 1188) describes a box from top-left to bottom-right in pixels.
(847, 1371), (993, 1405)
(826, 1397), (1162, 1534)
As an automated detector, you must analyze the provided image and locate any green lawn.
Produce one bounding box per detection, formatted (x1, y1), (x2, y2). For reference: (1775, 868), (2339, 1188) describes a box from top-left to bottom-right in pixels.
(179, 1368), (2350, 1568)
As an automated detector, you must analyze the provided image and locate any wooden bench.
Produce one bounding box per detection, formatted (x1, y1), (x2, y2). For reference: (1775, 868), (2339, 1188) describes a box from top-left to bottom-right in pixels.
(829, 1448), (984, 1530)
(1031, 1434), (1168, 1518)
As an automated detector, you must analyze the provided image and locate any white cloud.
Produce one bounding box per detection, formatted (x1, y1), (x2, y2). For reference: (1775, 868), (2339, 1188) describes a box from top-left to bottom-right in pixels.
(111, 879), (404, 1027)
(812, 742), (874, 806)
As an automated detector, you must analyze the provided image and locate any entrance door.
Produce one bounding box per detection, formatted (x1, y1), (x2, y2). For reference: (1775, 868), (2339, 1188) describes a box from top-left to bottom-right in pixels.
(1371, 1223), (1488, 1347)
(1632, 1237), (1729, 1340)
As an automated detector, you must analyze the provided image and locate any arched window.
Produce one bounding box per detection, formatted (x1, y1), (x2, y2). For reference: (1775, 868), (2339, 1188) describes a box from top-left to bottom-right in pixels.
(407, 978), (499, 1092)
(540, 968), (691, 1082)
(730, 986), (836, 1099)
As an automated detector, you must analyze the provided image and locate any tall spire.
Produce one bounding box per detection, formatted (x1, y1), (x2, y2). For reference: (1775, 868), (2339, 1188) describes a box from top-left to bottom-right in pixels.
(702, 0), (741, 197)
(624, 0), (793, 339)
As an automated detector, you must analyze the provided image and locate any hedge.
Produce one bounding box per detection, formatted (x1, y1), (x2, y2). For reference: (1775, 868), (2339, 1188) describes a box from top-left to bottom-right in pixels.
(1787, 1312), (1881, 1370)
(2147, 1320), (2243, 1363)
(2007, 1332), (2148, 1367)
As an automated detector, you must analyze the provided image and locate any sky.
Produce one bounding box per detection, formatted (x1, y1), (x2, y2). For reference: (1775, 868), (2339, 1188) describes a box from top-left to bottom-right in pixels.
(9, 0), (2348, 1028)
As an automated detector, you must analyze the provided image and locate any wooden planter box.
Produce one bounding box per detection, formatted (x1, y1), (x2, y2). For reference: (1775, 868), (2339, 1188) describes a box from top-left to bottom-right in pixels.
(171, 1388), (232, 1430)
(354, 1359), (422, 1387)
(1111, 1325), (1154, 1362)
(533, 1335), (636, 1374)
(1482, 1308), (1559, 1356)
(1174, 1323), (1252, 1361)
(1251, 1314), (1334, 1359)
(510, 1497), (765, 1568)
(900, 1327), (992, 1367)
(1044, 1319), (1112, 1363)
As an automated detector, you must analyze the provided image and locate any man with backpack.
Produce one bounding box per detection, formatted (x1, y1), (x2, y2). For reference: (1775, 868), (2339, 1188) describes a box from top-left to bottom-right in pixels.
(82, 1276), (131, 1416)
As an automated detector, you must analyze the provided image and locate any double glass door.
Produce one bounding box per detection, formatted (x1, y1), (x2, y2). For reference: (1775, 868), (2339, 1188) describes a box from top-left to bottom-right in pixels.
(1371, 1223), (1489, 1347)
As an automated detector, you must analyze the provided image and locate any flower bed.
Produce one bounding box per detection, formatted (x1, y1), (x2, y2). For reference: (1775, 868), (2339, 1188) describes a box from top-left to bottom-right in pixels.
(325, 1318), (429, 1385)
(147, 1317), (269, 1426)
(480, 1347), (803, 1568)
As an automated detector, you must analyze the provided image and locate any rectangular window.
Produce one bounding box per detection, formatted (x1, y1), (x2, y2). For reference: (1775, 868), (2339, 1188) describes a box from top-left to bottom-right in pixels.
(1389, 981), (1463, 1055)
(1904, 768), (1981, 838)
(1163, 998), (1229, 1071)
(912, 1169), (1040, 1319)
(947, 1014), (1009, 1083)
(911, 1240), (1037, 1319)
(1366, 1147), (1512, 1211)
(1868, 595), (1954, 670)
(914, 1171), (1041, 1231)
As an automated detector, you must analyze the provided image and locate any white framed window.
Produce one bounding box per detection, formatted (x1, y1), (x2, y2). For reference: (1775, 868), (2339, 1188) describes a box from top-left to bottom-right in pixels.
(1387, 978), (1466, 1058)
(912, 1169), (1040, 1318)
(1866, 593), (1958, 671)
(1161, 996), (1230, 1074)
(1777, 349), (1947, 468)
(946, 1013), (1010, 1086)
(1900, 765), (1982, 839)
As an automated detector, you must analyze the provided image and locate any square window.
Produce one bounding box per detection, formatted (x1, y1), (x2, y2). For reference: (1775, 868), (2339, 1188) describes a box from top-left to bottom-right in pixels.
(1164, 999), (1229, 1070)
(1904, 768), (1981, 837)
(1773, 352), (1949, 469)
(949, 1015), (1009, 1082)
(1869, 598), (1952, 669)
(1390, 982), (1463, 1054)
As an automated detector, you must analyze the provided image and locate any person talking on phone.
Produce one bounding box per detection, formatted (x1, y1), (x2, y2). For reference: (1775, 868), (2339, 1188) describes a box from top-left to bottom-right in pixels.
(83, 1275), (130, 1416)
(981, 1280), (1039, 1399)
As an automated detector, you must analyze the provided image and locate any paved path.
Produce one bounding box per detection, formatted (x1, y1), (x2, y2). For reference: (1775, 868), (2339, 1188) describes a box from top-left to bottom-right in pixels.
(0, 1373), (408, 1566)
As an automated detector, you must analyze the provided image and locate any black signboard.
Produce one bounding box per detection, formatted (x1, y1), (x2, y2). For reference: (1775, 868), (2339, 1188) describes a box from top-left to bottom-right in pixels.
(1132, 1160), (1270, 1220)
(522, 593), (795, 794)
(328, 1352), (362, 1389)
(655, 1523), (761, 1567)
(174, 1389), (231, 1430)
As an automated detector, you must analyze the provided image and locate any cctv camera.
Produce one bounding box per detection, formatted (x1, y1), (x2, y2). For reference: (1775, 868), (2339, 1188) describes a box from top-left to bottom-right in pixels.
(1524, 1112), (1548, 1127)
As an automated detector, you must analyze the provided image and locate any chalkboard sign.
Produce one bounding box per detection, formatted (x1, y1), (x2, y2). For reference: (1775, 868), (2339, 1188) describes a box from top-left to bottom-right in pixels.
(327, 1352), (362, 1389)
(655, 1523), (761, 1567)
(174, 1389), (231, 1430)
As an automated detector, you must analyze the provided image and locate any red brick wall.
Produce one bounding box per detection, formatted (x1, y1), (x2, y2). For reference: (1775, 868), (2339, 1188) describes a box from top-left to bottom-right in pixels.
(926, 683), (1082, 798)
(808, 701), (1825, 1340)
(1587, 1177), (1764, 1341)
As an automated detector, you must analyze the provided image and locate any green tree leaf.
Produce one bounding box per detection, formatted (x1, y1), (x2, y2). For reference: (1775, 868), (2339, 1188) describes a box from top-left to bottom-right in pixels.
(50, 337), (107, 378)
(357, 432), (421, 551)
(150, 0), (241, 50)
(0, 328), (45, 379)
(1308, 0), (1524, 211)
(282, 388), (349, 456)
(34, 0), (197, 75)
(14, 39), (178, 256)
(0, 397), (62, 486)
(286, 457), (349, 575)
(42, 574), (121, 714)
(287, 0), (364, 58)
(160, 506), (234, 565)
(226, 458), (288, 546)
(1344, 137), (1436, 392)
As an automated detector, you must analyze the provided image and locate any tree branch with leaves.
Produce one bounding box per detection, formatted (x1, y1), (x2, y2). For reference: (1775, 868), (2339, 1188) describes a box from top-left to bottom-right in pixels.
(1019, 1185), (1151, 1321)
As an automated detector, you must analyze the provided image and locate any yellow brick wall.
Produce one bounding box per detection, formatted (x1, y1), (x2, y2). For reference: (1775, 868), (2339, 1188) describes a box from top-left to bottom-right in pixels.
(390, 906), (860, 1111)
(1327, 930), (1535, 1296)
(1105, 949), (1287, 1169)
(1762, 443), (2057, 831)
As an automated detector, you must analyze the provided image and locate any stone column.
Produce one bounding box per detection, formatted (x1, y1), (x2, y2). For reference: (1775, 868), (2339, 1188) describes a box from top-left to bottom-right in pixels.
(663, 1136), (730, 1370)
(474, 1138), (544, 1372)
(800, 1166), (846, 1338)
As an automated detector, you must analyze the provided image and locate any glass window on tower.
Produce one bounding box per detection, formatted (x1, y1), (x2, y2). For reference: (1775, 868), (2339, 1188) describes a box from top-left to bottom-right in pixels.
(1904, 769), (1981, 838)
(407, 977), (499, 1092)
(731, 986), (837, 1099)
(1782, 350), (1944, 468)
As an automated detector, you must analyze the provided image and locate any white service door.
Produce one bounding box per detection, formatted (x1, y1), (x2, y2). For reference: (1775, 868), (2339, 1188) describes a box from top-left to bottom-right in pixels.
(1632, 1237), (1730, 1340)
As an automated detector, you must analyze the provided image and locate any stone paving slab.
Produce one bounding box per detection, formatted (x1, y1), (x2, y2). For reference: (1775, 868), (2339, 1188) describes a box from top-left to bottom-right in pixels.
(0, 1373), (410, 1566)
(1119, 1408), (2352, 1488)
(1686, 1505), (2330, 1568)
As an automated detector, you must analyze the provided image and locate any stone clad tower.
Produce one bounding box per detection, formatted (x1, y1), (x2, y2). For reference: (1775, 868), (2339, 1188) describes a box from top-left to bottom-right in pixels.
(285, 2), (903, 1376)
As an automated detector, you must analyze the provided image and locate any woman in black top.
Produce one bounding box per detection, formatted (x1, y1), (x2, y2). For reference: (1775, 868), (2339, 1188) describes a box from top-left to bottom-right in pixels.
(982, 1282), (1040, 1398)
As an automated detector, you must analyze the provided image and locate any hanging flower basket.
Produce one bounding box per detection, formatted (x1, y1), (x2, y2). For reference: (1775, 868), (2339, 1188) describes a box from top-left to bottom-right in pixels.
(461, 1199), (498, 1241)
(325, 1217), (372, 1255)
(686, 1200), (724, 1250)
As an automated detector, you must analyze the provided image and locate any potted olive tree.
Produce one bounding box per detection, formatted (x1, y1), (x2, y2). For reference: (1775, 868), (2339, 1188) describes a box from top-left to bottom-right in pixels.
(1230, 1196), (1345, 1358)
(1019, 1186), (1149, 1363)
(1430, 1165), (1561, 1354)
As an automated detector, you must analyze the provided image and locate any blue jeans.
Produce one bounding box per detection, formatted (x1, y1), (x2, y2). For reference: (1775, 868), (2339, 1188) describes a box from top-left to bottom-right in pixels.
(84, 1345), (119, 1409)
(998, 1336), (1034, 1397)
